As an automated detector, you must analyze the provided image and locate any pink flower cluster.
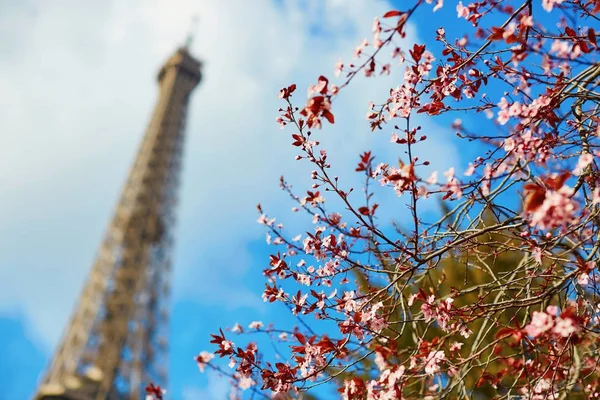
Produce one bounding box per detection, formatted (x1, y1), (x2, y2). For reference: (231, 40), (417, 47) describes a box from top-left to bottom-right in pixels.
(341, 349), (446, 399)
(527, 184), (578, 231)
(372, 161), (417, 196)
(497, 95), (552, 126)
(524, 306), (580, 339)
(413, 294), (472, 338)
(504, 129), (550, 165)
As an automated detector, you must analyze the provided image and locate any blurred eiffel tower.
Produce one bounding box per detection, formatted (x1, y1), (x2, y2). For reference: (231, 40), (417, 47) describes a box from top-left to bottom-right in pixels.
(34, 40), (202, 400)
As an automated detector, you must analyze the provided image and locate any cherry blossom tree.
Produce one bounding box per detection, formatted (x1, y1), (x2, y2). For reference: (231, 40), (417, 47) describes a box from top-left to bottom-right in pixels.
(191, 1), (600, 399)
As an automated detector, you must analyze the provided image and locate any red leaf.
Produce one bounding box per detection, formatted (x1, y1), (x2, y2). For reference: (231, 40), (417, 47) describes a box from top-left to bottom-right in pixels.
(353, 311), (362, 323)
(495, 327), (515, 339)
(322, 110), (335, 124)
(544, 171), (570, 191)
(565, 26), (577, 37)
(294, 332), (306, 344)
(418, 101), (445, 116)
(588, 28), (597, 47)
(371, 204), (379, 215)
(579, 41), (591, 54)
(383, 10), (403, 18)
(489, 27), (505, 41)
(523, 185), (545, 212)
(358, 206), (370, 216)
(291, 134), (304, 147)
(409, 44), (426, 63)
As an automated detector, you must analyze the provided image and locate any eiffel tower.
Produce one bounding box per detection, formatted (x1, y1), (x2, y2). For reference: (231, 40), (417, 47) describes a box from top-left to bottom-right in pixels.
(34, 44), (202, 400)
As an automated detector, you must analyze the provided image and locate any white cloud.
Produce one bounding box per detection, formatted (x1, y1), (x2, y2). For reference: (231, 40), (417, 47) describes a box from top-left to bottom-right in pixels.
(0, 0), (458, 350)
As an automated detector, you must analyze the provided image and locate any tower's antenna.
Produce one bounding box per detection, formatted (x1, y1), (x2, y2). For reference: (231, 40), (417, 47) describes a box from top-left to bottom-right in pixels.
(185, 14), (200, 49)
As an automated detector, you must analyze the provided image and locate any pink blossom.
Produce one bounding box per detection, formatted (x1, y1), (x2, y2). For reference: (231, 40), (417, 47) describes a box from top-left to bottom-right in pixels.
(238, 376), (256, 390)
(322, 259), (338, 276)
(334, 59), (343, 78)
(392, 47), (405, 62)
(553, 317), (578, 337)
(195, 351), (215, 373)
(343, 291), (359, 313)
(369, 316), (388, 332)
(458, 324), (473, 338)
(449, 341), (463, 352)
(354, 39), (368, 58)
(257, 215), (275, 225)
(525, 311), (554, 338)
(276, 116), (286, 129)
(504, 129), (549, 164)
(341, 317), (364, 340)
(372, 17), (381, 34)
(421, 295), (436, 321)
(297, 274), (312, 286)
(542, 0), (564, 12)
(529, 379), (555, 398)
(464, 163), (476, 177)
(520, 14), (533, 27)
(497, 97), (511, 125)
(444, 167), (455, 181)
(424, 350), (445, 375)
(573, 153), (593, 176)
(248, 321), (264, 330)
(546, 305), (560, 316)
(528, 185), (579, 231)
(422, 51), (435, 66)
(408, 293), (418, 306)
(577, 273), (590, 285)
(444, 168), (463, 199)
(292, 292), (308, 315)
(426, 171), (438, 185)
(503, 22), (516, 40)
(504, 137), (515, 152)
(463, 86), (475, 98)
(342, 379), (360, 399)
(456, 1), (469, 19)
(328, 212), (343, 226)
(508, 101), (522, 117)
(375, 353), (390, 373)
(221, 340), (233, 351)
(418, 185), (429, 198)
(481, 164), (492, 196)
(550, 39), (571, 58)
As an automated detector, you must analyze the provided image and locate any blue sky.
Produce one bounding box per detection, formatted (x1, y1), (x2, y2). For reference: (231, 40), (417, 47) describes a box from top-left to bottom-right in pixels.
(0, 0), (475, 398)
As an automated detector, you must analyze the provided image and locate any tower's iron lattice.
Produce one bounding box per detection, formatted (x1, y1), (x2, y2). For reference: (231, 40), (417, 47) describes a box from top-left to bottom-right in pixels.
(34, 46), (202, 400)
